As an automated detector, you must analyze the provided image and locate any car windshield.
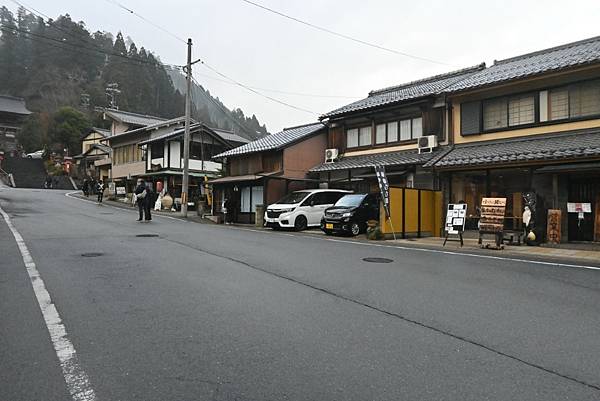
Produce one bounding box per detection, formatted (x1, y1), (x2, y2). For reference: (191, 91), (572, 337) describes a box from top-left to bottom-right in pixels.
(276, 191), (310, 204)
(334, 194), (366, 208)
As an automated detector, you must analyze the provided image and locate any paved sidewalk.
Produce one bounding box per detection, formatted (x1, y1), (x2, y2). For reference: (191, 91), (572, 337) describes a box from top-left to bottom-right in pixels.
(390, 236), (600, 266)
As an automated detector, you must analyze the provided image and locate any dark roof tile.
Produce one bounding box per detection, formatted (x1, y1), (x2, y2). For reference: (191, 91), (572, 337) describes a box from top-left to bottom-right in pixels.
(429, 129), (600, 168)
(310, 148), (445, 172)
(213, 122), (325, 158)
(446, 36), (600, 92)
(321, 64), (485, 119)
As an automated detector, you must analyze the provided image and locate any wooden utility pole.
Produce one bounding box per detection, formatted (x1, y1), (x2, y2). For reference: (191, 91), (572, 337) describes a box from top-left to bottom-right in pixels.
(181, 38), (192, 217)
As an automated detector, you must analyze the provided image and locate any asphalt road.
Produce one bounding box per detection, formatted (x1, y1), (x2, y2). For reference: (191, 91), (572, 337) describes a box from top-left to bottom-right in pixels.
(1, 187), (600, 401)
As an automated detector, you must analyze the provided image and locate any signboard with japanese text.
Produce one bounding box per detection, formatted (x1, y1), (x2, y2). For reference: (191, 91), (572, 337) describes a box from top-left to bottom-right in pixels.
(479, 197), (506, 233)
(445, 203), (467, 234)
(374, 165), (391, 218)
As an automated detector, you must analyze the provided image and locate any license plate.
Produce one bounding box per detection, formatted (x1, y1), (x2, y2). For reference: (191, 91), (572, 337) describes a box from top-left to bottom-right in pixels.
(326, 223), (334, 229)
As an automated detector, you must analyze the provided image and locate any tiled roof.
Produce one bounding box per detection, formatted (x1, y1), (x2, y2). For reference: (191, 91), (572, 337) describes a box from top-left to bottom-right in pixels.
(0, 95), (31, 115)
(310, 148), (445, 172)
(138, 123), (202, 145)
(429, 129), (600, 169)
(92, 127), (111, 137)
(109, 116), (186, 139)
(321, 64), (485, 119)
(212, 128), (250, 144)
(213, 122), (325, 158)
(102, 108), (166, 127)
(446, 36), (600, 92)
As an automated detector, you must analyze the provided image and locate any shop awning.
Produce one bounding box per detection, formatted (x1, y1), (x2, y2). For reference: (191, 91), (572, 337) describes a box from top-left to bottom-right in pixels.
(534, 161), (600, 173)
(427, 128), (600, 169)
(141, 170), (215, 178)
(208, 171), (280, 184)
(309, 148), (445, 172)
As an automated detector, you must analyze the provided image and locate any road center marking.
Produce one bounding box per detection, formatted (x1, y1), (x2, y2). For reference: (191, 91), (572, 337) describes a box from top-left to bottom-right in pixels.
(0, 204), (97, 401)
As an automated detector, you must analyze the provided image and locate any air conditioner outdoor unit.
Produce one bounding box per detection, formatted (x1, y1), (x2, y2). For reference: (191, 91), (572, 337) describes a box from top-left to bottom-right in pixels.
(418, 135), (438, 154)
(324, 148), (339, 163)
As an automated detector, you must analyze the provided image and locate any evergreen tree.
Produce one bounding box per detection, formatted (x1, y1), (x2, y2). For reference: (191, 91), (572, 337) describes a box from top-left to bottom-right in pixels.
(48, 107), (91, 155)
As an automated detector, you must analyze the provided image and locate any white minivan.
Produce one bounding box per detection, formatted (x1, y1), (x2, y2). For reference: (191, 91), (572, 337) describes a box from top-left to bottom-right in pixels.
(265, 189), (352, 231)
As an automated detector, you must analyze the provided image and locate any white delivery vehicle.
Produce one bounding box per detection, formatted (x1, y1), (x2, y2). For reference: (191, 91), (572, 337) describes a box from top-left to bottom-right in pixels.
(265, 189), (351, 231)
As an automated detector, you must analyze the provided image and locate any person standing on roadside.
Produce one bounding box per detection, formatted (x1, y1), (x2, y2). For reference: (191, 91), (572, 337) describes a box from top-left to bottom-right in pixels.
(134, 178), (147, 221)
(82, 179), (89, 197)
(143, 181), (154, 222)
(96, 180), (105, 203)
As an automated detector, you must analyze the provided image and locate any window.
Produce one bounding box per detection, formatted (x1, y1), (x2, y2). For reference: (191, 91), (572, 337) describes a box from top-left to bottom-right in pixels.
(150, 142), (163, 159)
(400, 119), (411, 141)
(359, 126), (372, 146)
(387, 122), (398, 142)
(508, 95), (535, 126)
(346, 128), (359, 148)
(240, 186), (251, 212)
(412, 117), (423, 138)
(549, 88), (569, 120)
(251, 186), (263, 210)
(346, 126), (371, 148)
(190, 142), (204, 160)
(570, 80), (600, 118)
(375, 124), (386, 144)
(483, 98), (508, 130)
(461, 101), (481, 135)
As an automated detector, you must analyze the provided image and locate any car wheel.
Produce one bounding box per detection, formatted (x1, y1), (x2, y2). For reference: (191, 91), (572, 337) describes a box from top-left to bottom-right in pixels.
(350, 222), (361, 236)
(294, 215), (308, 231)
(27, 155), (32, 159)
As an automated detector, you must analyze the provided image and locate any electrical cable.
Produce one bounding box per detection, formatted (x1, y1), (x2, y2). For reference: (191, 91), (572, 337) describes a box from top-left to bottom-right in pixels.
(240, 0), (453, 66)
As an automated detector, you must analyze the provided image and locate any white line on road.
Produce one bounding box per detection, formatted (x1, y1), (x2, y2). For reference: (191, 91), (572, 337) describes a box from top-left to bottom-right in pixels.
(0, 204), (97, 401)
(233, 227), (600, 272)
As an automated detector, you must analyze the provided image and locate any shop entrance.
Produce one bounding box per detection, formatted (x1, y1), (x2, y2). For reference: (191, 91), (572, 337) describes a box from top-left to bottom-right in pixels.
(568, 177), (600, 242)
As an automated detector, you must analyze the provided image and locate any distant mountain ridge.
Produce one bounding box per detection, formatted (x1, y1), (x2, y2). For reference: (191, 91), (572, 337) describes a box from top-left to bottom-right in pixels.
(167, 68), (268, 140)
(0, 6), (267, 140)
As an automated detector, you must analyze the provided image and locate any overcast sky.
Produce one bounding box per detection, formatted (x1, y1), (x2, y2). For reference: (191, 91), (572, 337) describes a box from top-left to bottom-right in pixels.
(13, 0), (600, 132)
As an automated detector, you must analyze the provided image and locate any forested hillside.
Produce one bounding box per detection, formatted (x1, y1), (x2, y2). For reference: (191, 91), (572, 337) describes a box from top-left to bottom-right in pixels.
(0, 6), (267, 139)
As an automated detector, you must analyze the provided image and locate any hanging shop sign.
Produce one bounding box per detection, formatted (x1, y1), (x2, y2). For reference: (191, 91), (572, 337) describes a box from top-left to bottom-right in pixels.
(374, 165), (391, 218)
(567, 202), (592, 220)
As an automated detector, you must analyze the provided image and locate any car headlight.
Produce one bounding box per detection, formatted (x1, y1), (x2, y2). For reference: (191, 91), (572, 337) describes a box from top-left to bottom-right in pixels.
(280, 208), (295, 213)
(342, 212), (353, 218)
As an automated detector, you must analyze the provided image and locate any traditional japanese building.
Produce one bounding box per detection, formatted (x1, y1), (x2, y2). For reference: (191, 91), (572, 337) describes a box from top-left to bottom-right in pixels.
(429, 36), (600, 242)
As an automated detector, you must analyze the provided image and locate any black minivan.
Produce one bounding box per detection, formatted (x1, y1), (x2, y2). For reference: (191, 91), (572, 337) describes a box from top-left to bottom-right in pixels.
(320, 193), (380, 236)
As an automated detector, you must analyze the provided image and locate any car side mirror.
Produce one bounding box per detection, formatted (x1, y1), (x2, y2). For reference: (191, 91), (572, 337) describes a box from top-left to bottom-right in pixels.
(310, 199), (315, 207)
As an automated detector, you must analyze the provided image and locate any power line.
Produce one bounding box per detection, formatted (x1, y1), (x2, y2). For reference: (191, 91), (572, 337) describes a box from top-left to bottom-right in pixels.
(70, 0), (320, 115)
(5, 0), (181, 69)
(191, 75), (263, 136)
(0, 23), (180, 69)
(199, 60), (321, 115)
(194, 72), (361, 99)
(102, 0), (187, 44)
(240, 0), (453, 66)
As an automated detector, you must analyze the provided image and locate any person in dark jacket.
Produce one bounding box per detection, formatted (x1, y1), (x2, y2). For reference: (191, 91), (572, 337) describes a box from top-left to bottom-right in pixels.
(143, 181), (154, 221)
(134, 178), (147, 221)
(82, 179), (89, 197)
